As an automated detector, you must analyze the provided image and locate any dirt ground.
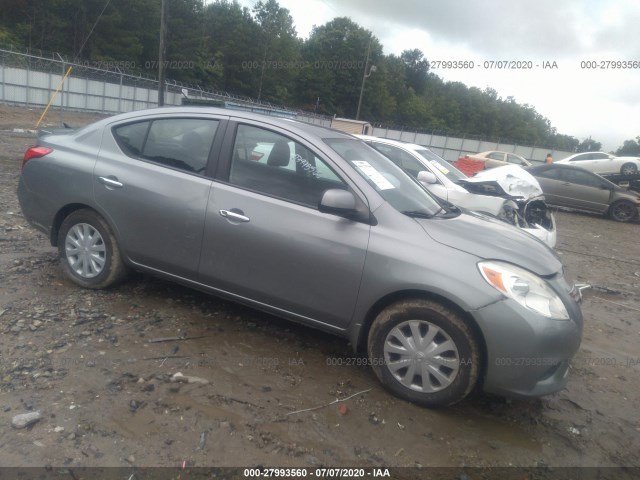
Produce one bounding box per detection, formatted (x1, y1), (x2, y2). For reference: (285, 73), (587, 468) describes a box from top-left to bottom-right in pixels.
(0, 105), (639, 476)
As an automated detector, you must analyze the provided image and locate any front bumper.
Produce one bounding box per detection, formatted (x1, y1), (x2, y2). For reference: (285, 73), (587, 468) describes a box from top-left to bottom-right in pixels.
(472, 283), (583, 398)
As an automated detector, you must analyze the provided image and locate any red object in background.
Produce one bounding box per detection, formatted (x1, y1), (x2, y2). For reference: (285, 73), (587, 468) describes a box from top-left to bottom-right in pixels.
(453, 156), (486, 176)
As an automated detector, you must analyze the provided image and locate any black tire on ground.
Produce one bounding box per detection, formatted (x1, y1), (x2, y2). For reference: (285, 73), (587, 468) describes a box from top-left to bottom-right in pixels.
(608, 200), (639, 223)
(57, 209), (128, 289)
(620, 163), (638, 176)
(367, 299), (480, 408)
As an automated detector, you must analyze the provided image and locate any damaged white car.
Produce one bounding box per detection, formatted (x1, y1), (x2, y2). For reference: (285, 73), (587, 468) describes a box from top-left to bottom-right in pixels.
(357, 136), (557, 247)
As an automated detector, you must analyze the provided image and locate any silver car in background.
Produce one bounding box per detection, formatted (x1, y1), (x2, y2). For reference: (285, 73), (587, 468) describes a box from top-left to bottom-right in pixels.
(18, 107), (583, 407)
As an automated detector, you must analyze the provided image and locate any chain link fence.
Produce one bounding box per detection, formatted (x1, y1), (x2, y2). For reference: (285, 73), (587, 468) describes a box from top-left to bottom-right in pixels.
(0, 46), (572, 161)
(0, 46), (331, 123)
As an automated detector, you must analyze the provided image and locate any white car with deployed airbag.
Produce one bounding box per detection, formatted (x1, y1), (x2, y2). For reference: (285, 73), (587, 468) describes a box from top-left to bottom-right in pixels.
(357, 136), (557, 247)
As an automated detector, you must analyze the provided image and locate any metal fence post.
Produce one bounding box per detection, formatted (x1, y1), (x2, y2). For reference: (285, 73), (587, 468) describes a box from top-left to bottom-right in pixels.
(85, 76), (89, 110)
(118, 72), (123, 112)
(102, 75), (106, 113)
(26, 55), (30, 106)
(56, 53), (65, 111)
(1, 53), (4, 102)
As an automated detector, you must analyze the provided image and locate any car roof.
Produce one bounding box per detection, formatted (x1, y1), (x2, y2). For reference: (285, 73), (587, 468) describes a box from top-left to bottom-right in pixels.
(560, 151), (610, 160)
(529, 163), (590, 172)
(528, 163), (620, 185)
(478, 150), (523, 156)
(97, 106), (354, 141)
(355, 134), (429, 152)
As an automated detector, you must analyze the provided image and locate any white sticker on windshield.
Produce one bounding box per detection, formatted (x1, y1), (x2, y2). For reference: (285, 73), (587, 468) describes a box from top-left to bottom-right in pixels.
(352, 161), (395, 190)
(430, 160), (449, 175)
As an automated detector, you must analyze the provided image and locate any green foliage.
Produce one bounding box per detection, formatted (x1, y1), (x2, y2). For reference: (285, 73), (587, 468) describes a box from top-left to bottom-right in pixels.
(576, 137), (602, 153)
(0, 0), (610, 150)
(615, 137), (640, 156)
(251, 0), (299, 103)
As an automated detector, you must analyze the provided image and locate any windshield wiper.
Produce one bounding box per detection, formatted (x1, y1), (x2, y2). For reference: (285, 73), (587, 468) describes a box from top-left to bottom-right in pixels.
(435, 203), (461, 218)
(402, 210), (436, 219)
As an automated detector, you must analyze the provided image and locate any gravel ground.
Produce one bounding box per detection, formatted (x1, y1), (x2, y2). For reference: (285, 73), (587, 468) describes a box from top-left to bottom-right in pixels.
(0, 105), (639, 477)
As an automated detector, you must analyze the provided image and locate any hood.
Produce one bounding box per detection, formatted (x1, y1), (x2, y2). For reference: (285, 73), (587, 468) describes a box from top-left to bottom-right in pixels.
(459, 165), (543, 201)
(416, 210), (563, 276)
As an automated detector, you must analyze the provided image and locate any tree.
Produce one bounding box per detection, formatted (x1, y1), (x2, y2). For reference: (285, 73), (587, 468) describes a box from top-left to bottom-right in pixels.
(252, 0), (298, 102)
(0, 0), (587, 150)
(615, 137), (640, 156)
(202, 1), (261, 93)
(401, 49), (429, 95)
(576, 137), (602, 153)
(297, 18), (381, 117)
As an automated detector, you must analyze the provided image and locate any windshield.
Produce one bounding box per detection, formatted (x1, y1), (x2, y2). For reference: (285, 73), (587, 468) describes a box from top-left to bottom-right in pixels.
(324, 138), (444, 217)
(415, 149), (467, 182)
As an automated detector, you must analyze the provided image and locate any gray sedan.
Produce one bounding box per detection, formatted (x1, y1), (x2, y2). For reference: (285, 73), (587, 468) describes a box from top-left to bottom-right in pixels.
(528, 164), (640, 222)
(18, 107), (583, 407)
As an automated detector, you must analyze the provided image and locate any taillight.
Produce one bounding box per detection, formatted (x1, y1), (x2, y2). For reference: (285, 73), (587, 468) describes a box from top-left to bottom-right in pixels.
(22, 146), (53, 170)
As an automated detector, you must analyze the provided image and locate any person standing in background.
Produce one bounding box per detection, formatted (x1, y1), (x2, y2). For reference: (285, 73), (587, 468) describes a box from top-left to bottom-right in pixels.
(546, 153), (553, 164)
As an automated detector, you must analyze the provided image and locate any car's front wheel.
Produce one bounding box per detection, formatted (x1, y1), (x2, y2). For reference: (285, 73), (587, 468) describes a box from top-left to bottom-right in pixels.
(608, 200), (638, 223)
(367, 299), (480, 407)
(58, 209), (128, 288)
(620, 163), (638, 176)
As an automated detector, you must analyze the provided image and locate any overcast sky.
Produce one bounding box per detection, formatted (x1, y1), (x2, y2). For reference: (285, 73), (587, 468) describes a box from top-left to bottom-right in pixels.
(234, 0), (639, 152)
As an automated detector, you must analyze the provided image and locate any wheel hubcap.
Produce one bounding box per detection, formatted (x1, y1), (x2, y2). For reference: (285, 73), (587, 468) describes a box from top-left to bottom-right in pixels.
(65, 223), (106, 278)
(383, 320), (460, 393)
(613, 203), (634, 221)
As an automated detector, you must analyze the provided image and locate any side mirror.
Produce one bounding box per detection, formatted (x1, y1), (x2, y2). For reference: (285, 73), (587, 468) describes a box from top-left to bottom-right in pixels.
(417, 170), (438, 184)
(319, 188), (358, 215)
(319, 189), (374, 224)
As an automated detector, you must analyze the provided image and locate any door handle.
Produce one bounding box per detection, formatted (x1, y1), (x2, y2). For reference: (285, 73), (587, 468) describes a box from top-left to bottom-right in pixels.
(219, 209), (250, 223)
(98, 176), (124, 188)
(561, 182), (571, 186)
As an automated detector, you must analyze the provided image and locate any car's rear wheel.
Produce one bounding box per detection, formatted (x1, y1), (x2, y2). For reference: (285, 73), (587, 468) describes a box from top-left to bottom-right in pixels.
(608, 200), (638, 223)
(58, 209), (128, 288)
(620, 163), (638, 176)
(367, 299), (480, 407)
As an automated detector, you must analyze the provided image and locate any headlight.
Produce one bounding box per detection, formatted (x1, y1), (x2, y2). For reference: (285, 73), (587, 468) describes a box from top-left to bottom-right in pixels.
(478, 261), (569, 320)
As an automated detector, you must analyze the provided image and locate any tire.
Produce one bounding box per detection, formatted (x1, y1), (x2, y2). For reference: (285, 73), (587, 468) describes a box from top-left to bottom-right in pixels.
(58, 209), (128, 289)
(367, 299), (480, 407)
(608, 200), (638, 223)
(620, 163), (638, 176)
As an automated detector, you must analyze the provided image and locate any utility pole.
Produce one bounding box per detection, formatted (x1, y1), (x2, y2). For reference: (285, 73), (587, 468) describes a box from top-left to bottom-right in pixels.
(158, 0), (166, 106)
(356, 35), (376, 120)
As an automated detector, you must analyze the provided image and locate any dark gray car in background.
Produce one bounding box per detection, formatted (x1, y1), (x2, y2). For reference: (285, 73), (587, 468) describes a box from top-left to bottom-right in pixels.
(18, 107), (583, 407)
(528, 164), (640, 222)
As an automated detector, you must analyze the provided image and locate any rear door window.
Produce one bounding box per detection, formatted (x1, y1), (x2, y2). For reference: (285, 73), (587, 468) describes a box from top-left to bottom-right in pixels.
(560, 168), (602, 187)
(533, 166), (562, 179)
(113, 118), (219, 174)
(113, 122), (149, 156)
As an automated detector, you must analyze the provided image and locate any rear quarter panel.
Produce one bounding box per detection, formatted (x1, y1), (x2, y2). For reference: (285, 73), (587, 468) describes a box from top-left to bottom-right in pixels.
(18, 129), (102, 241)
